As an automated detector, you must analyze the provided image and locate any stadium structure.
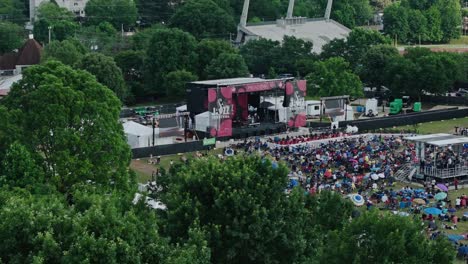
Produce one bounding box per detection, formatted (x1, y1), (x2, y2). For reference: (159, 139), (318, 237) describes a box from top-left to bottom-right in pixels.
(235, 0), (351, 53)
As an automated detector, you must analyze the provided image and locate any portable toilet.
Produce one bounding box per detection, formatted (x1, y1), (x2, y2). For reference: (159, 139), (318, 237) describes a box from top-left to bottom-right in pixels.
(413, 102), (421, 112)
(365, 98), (378, 117)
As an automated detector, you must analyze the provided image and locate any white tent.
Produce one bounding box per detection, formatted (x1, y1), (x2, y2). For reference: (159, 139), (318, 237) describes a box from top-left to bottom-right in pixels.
(123, 121), (155, 148)
(195, 111), (215, 132)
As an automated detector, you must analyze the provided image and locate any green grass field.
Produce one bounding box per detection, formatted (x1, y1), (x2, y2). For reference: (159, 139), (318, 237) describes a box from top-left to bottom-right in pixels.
(394, 117), (468, 134)
(449, 36), (468, 45)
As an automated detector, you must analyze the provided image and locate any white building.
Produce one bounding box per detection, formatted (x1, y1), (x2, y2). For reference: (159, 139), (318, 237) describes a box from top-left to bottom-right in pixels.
(30, 0), (89, 20)
(235, 0), (351, 53)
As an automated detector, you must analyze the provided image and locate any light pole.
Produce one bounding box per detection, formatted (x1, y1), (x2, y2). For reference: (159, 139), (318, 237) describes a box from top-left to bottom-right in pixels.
(48, 26), (52, 44)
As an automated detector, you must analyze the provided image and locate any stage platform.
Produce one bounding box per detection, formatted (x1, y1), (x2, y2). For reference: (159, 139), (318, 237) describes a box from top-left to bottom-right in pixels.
(196, 122), (288, 140)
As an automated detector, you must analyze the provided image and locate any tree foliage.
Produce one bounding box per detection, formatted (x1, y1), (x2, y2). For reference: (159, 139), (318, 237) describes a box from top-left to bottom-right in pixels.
(76, 53), (128, 102)
(383, 0), (461, 43)
(170, 0), (235, 39)
(0, 190), (183, 263)
(1, 61), (131, 193)
(306, 57), (364, 97)
(240, 38), (280, 75)
(159, 156), (324, 263)
(0, 0), (28, 24)
(322, 211), (455, 263)
(42, 39), (87, 66)
(144, 28), (198, 96)
(0, 21), (24, 54)
(357, 45), (399, 88)
(196, 39), (237, 79)
(33, 2), (78, 44)
(240, 36), (314, 76)
(85, 0), (138, 29)
(322, 28), (391, 70)
(204, 53), (249, 79)
(165, 70), (198, 98)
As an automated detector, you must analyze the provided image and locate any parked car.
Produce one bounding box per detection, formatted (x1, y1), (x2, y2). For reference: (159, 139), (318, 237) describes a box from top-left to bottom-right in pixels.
(456, 88), (468, 97)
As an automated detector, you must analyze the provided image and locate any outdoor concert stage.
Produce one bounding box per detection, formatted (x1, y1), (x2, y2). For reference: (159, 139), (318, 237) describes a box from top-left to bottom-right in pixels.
(187, 77), (306, 139)
(197, 122), (288, 140)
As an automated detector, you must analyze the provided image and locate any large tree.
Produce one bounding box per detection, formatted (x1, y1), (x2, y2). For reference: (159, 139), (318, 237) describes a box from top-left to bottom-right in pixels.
(76, 22), (118, 54)
(0, 0), (27, 24)
(0, 189), (211, 263)
(275, 35), (313, 74)
(165, 70), (198, 98)
(306, 57), (363, 97)
(170, 0), (236, 39)
(0, 21), (24, 54)
(159, 156), (324, 264)
(196, 39), (237, 79)
(321, 28), (391, 69)
(114, 50), (146, 99)
(85, 0), (137, 29)
(42, 39), (88, 66)
(76, 53), (128, 102)
(33, 2), (78, 44)
(322, 211), (455, 263)
(240, 38), (280, 75)
(435, 0), (462, 42)
(1, 61), (131, 193)
(204, 53), (249, 79)
(358, 45), (399, 89)
(144, 28), (198, 96)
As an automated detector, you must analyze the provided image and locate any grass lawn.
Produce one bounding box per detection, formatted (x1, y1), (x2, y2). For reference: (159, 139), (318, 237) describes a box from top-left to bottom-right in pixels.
(449, 36), (468, 45)
(393, 117), (468, 134)
(130, 148), (224, 183)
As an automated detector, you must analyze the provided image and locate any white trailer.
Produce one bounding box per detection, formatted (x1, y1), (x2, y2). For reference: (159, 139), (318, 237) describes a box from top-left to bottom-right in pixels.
(306, 100), (321, 117)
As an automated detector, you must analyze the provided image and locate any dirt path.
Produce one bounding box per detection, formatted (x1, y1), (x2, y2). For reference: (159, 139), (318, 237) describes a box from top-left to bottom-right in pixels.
(130, 159), (156, 177)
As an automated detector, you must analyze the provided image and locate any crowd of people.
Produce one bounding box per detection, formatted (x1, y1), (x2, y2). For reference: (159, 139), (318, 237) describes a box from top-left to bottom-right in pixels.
(265, 132), (347, 145)
(228, 132), (468, 259)
(422, 145), (468, 169)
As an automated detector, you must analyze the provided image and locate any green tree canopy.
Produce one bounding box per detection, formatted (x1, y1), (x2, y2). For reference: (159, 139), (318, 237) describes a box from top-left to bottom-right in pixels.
(204, 53), (249, 79)
(159, 156), (324, 263)
(196, 39), (237, 79)
(164, 70), (198, 98)
(75, 22), (119, 54)
(76, 53), (128, 102)
(321, 28), (391, 69)
(275, 35), (313, 74)
(0, 21), (24, 54)
(33, 2), (78, 44)
(0, 142), (44, 191)
(170, 0), (236, 39)
(42, 39), (87, 65)
(135, 0), (180, 25)
(0, 0), (27, 24)
(85, 0), (137, 29)
(1, 61), (131, 193)
(240, 38), (280, 75)
(384, 0), (461, 43)
(306, 57), (363, 97)
(114, 50), (146, 99)
(358, 45), (399, 88)
(144, 28), (198, 96)
(322, 211), (455, 263)
(0, 189), (211, 263)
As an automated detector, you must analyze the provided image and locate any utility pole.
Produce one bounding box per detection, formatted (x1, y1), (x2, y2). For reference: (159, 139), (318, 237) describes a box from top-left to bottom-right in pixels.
(152, 117), (155, 146)
(48, 26), (52, 44)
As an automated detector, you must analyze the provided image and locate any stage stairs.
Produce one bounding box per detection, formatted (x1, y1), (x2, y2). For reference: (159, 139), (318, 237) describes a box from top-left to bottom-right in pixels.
(394, 163), (417, 183)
